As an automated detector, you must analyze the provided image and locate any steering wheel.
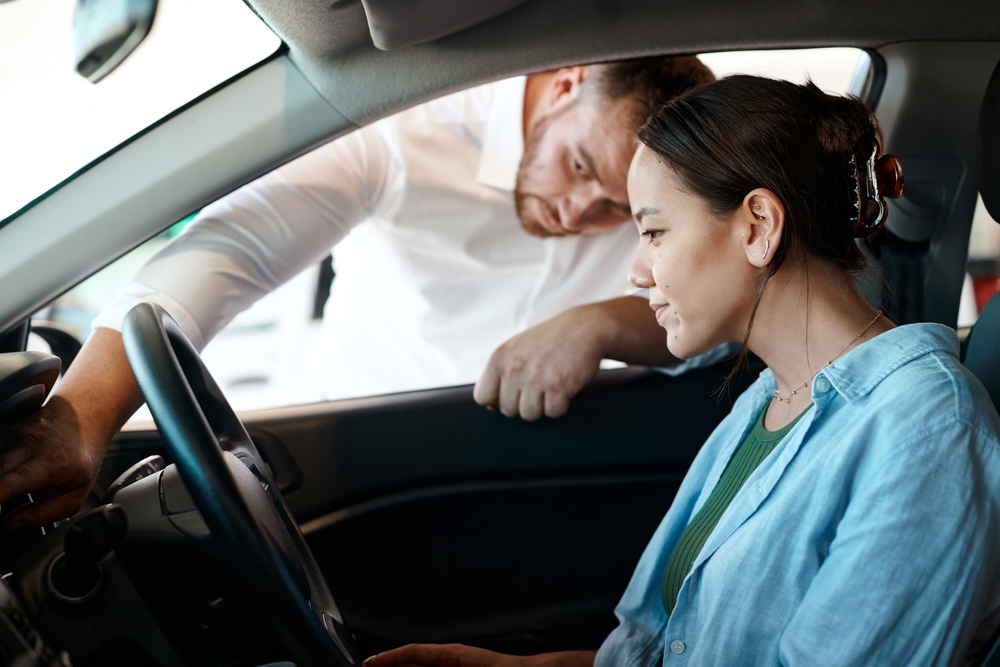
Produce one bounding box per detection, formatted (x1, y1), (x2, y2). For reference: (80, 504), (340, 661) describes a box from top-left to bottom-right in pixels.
(122, 302), (358, 667)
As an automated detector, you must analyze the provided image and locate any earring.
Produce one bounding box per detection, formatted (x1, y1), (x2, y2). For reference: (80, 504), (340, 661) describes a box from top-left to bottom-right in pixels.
(752, 252), (758, 259)
(763, 239), (770, 258)
(755, 205), (760, 210)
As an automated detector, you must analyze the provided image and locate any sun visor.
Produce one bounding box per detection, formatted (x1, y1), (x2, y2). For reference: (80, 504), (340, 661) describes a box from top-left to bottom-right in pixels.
(977, 57), (1000, 222)
(360, 0), (527, 50)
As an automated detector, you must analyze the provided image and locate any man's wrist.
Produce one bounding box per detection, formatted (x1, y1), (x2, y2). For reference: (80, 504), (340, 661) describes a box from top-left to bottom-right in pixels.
(570, 302), (620, 360)
(572, 296), (671, 366)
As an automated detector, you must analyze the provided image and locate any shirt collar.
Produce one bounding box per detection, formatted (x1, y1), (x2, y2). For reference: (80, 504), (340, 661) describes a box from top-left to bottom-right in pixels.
(753, 322), (960, 405)
(476, 76), (526, 192)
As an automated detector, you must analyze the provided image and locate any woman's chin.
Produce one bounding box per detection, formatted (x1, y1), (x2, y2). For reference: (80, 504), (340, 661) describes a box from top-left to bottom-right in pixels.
(665, 334), (695, 360)
(666, 332), (715, 361)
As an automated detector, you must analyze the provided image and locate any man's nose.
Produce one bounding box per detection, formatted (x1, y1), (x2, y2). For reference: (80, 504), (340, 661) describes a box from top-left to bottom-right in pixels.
(628, 246), (654, 289)
(556, 195), (585, 232)
(557, 186), (602, 232)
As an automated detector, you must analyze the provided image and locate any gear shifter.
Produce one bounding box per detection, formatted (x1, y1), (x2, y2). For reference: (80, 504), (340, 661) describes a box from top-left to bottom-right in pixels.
(49, 505), (128, 603)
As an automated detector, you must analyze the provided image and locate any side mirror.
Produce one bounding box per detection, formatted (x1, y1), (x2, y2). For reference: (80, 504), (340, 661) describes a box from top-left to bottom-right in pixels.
(74, 0), (158, 83)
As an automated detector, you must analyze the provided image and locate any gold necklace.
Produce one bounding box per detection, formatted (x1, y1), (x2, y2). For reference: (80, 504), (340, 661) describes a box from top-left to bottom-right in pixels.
(773, 310), (883, 404)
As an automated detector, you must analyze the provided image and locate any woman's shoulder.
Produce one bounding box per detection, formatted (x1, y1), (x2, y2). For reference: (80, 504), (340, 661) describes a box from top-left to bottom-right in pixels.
(829, 323), (1000, 451)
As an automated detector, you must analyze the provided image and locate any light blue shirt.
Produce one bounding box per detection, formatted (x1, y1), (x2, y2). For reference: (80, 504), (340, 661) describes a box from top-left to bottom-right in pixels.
(595, 323), (1000, 667)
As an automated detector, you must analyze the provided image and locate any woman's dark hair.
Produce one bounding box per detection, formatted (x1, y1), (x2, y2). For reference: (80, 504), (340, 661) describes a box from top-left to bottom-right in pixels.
(637, 75), (889, 375)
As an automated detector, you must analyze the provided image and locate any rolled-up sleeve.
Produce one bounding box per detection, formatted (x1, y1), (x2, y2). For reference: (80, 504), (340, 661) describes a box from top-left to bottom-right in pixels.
(92, 125), (399, 349)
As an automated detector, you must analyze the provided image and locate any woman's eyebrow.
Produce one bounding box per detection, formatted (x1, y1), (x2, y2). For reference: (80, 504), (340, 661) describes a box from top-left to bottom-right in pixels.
(634, 207), (660, 223)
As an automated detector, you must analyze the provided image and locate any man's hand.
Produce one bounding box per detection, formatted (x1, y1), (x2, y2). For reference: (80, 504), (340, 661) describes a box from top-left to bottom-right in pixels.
(474, 296), (676, 421)
(363, 644), (595, 667)
(0, 396), (106, 528)
(0, 328), (144, 528)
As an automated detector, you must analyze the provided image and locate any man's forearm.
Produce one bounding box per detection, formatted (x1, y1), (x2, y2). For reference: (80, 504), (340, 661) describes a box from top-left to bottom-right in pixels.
(55, 327), (145, 444)
(591, 295), (677, 367)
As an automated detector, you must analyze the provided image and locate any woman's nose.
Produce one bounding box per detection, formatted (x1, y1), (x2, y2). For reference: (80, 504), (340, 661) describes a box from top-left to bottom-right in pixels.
(628, 246), (654, 289)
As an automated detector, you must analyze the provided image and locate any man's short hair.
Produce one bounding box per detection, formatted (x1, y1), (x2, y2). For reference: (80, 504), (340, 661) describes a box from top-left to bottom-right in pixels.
(583, 55), (716, 129)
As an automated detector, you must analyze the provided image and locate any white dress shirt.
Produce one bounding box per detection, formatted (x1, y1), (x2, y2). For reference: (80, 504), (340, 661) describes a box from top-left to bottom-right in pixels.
(94, 76), (652, 400)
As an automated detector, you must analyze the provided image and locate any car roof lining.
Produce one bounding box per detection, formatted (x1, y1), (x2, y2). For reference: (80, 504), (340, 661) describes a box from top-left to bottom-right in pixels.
(359, 0), (529, 51)
(248, 0), (1000, 125)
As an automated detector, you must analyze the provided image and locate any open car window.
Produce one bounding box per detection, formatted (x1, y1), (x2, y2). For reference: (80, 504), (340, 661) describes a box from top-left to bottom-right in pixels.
(30, 46), (866, 421)
(0, 0), (281, 222)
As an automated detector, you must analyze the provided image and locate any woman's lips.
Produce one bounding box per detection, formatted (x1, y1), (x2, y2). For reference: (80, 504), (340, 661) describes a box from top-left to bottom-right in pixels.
(650, 302), (670, 323)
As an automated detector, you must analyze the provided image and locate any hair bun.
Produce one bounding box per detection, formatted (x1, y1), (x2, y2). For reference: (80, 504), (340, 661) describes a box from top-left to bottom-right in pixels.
(876, 154), (904, 199)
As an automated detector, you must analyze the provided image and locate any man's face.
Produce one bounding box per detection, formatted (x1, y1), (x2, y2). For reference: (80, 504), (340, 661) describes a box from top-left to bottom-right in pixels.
(515, 97), (638, 238)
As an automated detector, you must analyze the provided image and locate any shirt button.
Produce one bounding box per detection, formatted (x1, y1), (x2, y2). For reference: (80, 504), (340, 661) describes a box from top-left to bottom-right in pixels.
(815, 377), (831, 393)
(670, 640), (686, 654)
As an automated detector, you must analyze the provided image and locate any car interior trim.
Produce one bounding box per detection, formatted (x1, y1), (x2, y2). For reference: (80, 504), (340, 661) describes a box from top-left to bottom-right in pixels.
(875, 42), (1000, 327)
(249, 0), (1000, 127)
(298, 472), (685, 535)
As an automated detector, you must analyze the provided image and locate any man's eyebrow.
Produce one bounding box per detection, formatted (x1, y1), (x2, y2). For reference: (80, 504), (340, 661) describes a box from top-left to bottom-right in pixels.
(634, 207), (660, 223)
(578, 144), (602, 185)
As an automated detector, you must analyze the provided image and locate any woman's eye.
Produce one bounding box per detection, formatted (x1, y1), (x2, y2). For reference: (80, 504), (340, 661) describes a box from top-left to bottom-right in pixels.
(573, 158), (587, 177)
(641, 229), (664, 242)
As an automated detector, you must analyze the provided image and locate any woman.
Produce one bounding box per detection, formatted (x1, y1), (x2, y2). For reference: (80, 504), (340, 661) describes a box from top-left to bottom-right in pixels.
(364, 76), (1000, 666)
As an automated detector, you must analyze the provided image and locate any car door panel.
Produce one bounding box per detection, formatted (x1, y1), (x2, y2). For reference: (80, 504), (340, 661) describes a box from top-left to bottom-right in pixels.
(109, 364), (753, 654)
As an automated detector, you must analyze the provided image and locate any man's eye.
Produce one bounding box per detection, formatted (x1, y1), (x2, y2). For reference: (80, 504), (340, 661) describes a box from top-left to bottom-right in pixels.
(573, 159), (588, 177)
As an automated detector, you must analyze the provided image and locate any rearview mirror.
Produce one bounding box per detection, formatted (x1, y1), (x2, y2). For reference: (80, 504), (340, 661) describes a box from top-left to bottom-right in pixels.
(74, 0), (157, 83)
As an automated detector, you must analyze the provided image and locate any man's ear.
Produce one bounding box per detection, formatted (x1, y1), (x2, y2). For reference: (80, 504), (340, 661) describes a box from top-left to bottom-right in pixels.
(740, 189), (785, 268)
(546, 66), (588, 111)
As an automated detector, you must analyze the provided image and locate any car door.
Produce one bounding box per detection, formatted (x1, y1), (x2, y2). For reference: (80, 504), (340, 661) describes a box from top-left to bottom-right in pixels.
(107, 360), (755, 656)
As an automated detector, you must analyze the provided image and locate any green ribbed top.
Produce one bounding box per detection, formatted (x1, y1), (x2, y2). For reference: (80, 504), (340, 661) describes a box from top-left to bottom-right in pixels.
(661, 403), (810, 615)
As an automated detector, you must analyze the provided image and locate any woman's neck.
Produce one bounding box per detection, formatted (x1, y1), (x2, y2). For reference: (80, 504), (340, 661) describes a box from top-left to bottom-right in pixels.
(747, 257), (895, 420)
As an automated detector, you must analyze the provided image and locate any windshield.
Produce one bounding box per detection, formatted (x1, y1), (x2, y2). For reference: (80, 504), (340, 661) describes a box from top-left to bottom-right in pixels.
(0, 0), (281, 222)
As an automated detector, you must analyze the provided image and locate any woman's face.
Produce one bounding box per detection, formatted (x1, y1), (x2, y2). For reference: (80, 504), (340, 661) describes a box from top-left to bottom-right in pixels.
(627, 145), (759, 359)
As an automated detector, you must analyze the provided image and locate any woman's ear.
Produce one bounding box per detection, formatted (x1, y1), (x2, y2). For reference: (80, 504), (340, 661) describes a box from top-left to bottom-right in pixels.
(740, 189), (785, 268)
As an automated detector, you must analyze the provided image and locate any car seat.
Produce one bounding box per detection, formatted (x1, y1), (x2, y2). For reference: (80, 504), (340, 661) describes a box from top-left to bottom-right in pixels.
(964, 54), (1000, 411)
(962, 55), (1000, 667)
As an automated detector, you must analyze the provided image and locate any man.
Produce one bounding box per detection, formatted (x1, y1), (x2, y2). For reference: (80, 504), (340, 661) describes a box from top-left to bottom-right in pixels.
(0, 56), (715, 528)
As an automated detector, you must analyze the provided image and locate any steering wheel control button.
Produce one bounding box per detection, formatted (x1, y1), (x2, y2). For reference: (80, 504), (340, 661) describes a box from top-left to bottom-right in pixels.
(670, 640), (686, 655)
(104, 455), (165, 503)
(815, 376), (831, 393)
(159, 465), (199, 514)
